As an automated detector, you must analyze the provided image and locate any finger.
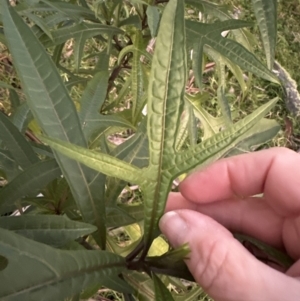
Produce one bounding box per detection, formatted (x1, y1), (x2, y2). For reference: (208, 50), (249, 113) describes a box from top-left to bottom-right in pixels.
(180, 147), (300, 216)
(159, 210), (300, 301)
(166, 192), (284, 249)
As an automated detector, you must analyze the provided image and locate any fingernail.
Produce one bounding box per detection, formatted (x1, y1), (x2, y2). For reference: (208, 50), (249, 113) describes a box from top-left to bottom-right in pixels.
(159, 211), (187, 247)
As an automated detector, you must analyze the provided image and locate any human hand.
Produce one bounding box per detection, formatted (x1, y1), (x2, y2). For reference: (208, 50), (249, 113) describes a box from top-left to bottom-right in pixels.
(159, 148), (300, 301)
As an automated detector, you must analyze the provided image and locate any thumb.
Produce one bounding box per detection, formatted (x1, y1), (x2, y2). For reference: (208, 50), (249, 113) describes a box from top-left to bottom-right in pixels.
(159, 210), (300, 301)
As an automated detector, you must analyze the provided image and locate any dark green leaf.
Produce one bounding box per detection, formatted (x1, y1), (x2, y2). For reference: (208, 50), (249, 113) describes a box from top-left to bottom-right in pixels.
(0, 112), (39, 170)
(0, 215), (97, 247)
(0, 228), (126, 301)
(153, 273), (174, 301)
(0, 159), (61, 214)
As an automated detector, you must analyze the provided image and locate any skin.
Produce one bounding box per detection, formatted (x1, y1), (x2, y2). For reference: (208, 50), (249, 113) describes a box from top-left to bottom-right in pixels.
(159, 147), (300, 301)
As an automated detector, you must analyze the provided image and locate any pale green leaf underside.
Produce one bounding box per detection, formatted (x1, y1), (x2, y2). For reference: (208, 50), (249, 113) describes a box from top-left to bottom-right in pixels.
(40, 135), (144, 185)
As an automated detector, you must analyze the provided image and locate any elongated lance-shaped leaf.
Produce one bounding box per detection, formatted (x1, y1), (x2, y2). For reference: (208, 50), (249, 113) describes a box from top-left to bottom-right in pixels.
(17, 1), (97, 22)
(172, 98), (278, 176)
(1, 2), (107, 249)
(225, 118), (280, 157)
(186, 20), (279, 83)
(40, 135), (145, 184)
(11, 102), (33, 134)
(0, 215), (97, 247)
(143, 0), (187, 252)
(251, 0), (277, 69)
(131, 30), (145, 124)
(0, 112), (39, 170)
(39, 22), (123, 48)
(0, 149), (19, 181)
(78, 70), (133, 140)
(0, 159), (61, 215)
(153, 274), (175, 301)
(0, 228), (127, 301)
(105, 119), (149, 207)
(186, 93), (227, 140)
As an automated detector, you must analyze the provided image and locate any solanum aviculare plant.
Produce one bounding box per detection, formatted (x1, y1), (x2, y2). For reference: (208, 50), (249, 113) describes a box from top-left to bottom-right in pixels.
(0, 0), (282, 299)
(40, 0), (279, 256)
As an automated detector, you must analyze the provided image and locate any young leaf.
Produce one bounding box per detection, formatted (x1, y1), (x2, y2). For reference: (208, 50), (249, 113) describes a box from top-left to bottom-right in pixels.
(251, 0), (277, 69)
(0, 215), (97, 247)
(0, 228), (127, 301)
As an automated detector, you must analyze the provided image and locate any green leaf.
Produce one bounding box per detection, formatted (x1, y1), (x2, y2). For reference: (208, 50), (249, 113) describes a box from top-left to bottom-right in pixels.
(186, 19), (279, 83)
(11, 102), (33, 134)
(2, 1), (108, 249)
(0, 149), (19, 181)
(79, 70), (133, 140)
(0, 159), (61, 215)
(251, 0), (277, 69)
(234, 233), (294, 269)
(123, 271), (155, 301)
(143, 0), (187, 251)
(40, 135), (144, 184)
(173, 97), (279, 175)
(0, 215), (97, 247)
(0, 228), (127, 301)
(0, 255), (8, 271)
(131, 31), (146, 124)
(146, 6), (161, 38)
(225, 118), (280, 156)
(153, 273), (174, 301)
(105, 119), (149, 207)
(186, 93), (227, 140)
(0, 112), (39, 170)
(38, 22), (123, 70)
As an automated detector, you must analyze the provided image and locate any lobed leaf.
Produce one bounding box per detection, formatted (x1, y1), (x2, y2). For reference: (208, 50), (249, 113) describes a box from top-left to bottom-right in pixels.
(143, 0), (187, 251)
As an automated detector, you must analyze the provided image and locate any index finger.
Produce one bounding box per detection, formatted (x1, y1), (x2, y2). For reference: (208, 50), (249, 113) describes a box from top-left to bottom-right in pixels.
(179, 147), (300, 216)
